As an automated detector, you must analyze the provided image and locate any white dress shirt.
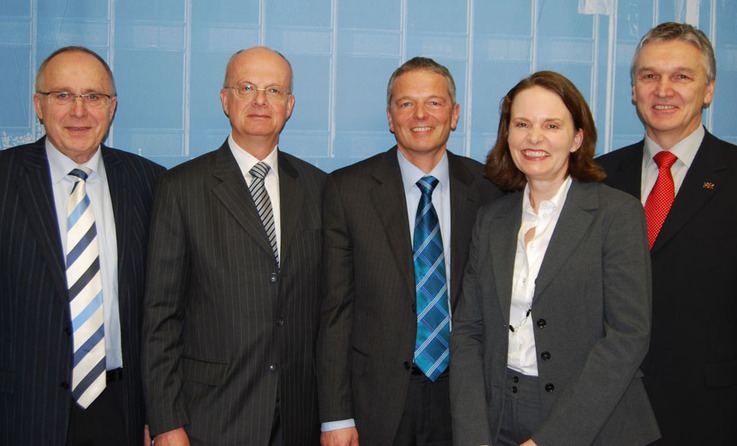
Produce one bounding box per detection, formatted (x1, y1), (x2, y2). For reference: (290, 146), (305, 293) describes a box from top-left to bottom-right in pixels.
(507, 176), (572, 377)
(228, 134), (282, 257)
(641, 125), (705, 204)
(46, 141), (122, 370)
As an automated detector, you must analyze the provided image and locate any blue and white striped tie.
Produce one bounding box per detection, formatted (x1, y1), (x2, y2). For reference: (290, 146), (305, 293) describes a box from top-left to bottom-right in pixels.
(249, 162), (279, 266)
(413, 176), (450, 381)
(66, 167), (106, 409)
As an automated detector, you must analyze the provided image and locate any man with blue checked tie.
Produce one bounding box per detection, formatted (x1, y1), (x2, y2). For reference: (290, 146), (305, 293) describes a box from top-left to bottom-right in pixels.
(317, 57), (503, 446)
(0, 46), (164, 445)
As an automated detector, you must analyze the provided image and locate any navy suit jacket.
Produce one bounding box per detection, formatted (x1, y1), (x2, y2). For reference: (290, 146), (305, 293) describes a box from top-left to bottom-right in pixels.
(597, 130), (737, 443)
(0, 137), (164, 445)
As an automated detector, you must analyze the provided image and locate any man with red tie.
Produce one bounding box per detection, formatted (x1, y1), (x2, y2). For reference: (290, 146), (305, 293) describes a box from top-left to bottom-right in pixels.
(597, 22), (737, 444)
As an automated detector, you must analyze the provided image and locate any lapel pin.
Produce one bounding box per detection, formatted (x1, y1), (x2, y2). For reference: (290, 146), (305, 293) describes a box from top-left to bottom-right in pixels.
(702, 182), (715, 190)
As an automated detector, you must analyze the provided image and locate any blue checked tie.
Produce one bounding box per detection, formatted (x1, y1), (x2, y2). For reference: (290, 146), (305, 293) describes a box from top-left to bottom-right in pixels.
(249, 162), (279, 266)
(413, 176), (450, 381)
(66, 167), (106, 409)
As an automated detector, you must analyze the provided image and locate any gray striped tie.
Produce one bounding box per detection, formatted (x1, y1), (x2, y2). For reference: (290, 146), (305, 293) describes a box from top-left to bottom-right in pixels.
(249, 162), (279, 265)
(66, 167), (106, 409)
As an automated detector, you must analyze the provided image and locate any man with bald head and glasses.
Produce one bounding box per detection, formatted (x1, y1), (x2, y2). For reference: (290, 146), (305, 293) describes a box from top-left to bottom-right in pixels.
(0, 46), (164, 445)
(142, 46), (325, 445)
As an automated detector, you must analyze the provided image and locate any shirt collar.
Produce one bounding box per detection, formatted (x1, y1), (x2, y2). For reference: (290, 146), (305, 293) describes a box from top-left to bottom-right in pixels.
(397, 149), (450, 195)
(228, 133), (280, 181)
(522, 176), (572, 218)
(45, 139), (105, 186)
(644, 124), (704, 169)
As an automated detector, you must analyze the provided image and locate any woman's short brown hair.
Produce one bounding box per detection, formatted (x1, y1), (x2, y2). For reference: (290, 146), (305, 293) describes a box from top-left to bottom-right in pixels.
(485, 70), (606, 191)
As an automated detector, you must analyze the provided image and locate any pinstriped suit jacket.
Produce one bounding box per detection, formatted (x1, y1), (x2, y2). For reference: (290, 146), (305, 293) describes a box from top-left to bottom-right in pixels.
(142, 141), (326, 445)
(316, 147), (502, 445)
(0, 138), (164, 445)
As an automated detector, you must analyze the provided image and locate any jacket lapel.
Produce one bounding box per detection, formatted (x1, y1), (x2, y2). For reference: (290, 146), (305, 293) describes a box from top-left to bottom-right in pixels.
(19, 139), (68, 304)
(211, 142), (276, 260)
(653, 132), (726, 252)
(447, 152), (481, 310)
(101, 147), (129, 276)
(370, 148), (415, 300)
(277, 152), (303, 263)
(101, 146), (138, 321)
(533, 182), (596, 305)
(489, 193), (522, 325)
(605, 142), (643, 200)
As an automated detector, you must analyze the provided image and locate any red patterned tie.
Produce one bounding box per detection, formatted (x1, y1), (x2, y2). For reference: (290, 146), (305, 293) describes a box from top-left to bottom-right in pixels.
(644, 151), (678, 249)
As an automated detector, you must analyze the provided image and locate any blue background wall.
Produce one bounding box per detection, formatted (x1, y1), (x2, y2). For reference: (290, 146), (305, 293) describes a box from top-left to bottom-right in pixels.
(1, 0), (735, 170)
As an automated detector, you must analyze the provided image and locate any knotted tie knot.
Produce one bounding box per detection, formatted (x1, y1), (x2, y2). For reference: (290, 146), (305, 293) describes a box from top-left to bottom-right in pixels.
(250, 161), (270, 180)
(416, 176), (439, 197)
(653, 150), (677, 171)
(69, 166), (91, 181)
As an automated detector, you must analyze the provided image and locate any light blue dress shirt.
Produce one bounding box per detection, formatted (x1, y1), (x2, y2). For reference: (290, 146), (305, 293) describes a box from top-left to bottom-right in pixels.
(46, 141), (123, 370)
(321, 150), (453, 433)
(397, 150), (452, 295)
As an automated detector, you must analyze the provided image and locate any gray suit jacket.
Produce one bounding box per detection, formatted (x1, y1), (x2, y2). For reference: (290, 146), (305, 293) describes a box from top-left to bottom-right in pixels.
(142, 141), (325, 445)
(450, 181), (660, 446)
(316, 147), (502, 445)
(0, 138), (164, 445)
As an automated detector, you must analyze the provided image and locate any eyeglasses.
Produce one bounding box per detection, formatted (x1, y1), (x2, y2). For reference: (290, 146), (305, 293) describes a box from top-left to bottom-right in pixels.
(37, 91), (114, 107)
(225, 82), (291, 102)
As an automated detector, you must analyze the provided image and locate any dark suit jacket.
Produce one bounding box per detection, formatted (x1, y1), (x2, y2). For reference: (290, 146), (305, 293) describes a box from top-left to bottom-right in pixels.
(142, 141), (326, 445)
(0, 137), (164, 445)
(316, 147), (502, 445)
(450, 181), (660, 446)
(597, 130), (737, 444)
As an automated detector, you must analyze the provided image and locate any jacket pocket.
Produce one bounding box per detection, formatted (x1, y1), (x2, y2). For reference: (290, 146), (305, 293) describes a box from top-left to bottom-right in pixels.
(181, 357), (228, 386)
(704, 357), (737, 388)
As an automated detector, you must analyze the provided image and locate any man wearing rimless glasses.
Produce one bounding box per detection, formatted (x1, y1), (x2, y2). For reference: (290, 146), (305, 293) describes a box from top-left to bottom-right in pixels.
(142, 47), (325, 446)
(0, 46), (164, 445)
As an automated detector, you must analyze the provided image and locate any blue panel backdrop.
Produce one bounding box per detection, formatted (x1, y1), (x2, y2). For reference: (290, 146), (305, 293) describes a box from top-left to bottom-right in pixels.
(1, 0), (734, 170)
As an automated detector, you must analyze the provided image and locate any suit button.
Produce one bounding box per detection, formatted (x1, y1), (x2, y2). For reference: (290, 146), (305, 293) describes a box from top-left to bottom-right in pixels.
(269, 273), (278, 283)
(411, 304), (416, 313)
(541, 351), (551, 361)
(537, 319), (546, 328)
(60, 381), (69, 389)
(511, 386), (518, 393)
(276, 318), (284, 326)
(545, 383), (555, 392)
(269, 363), (279, 372)
(404, 362), (411, 371)
(64, 327), (72, 336)
(512, 376), (519, 383)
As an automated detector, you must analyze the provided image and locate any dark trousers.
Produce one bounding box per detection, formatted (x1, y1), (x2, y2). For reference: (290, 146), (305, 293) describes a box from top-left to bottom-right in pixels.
(66, 370), (128, 446)
(497, 368), (544, 446)
(392, 368), (452, 446)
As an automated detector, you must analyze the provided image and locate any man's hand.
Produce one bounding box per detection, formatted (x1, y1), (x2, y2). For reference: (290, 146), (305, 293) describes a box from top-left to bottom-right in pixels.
(321, 427), (359, 446)
(520, 440), (537, 446)
(152, 427), (190, 446)
(144, 424), (152, 446)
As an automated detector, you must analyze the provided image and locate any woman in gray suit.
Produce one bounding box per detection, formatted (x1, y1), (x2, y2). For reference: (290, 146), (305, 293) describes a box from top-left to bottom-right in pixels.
(449, 71), (660, 446)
